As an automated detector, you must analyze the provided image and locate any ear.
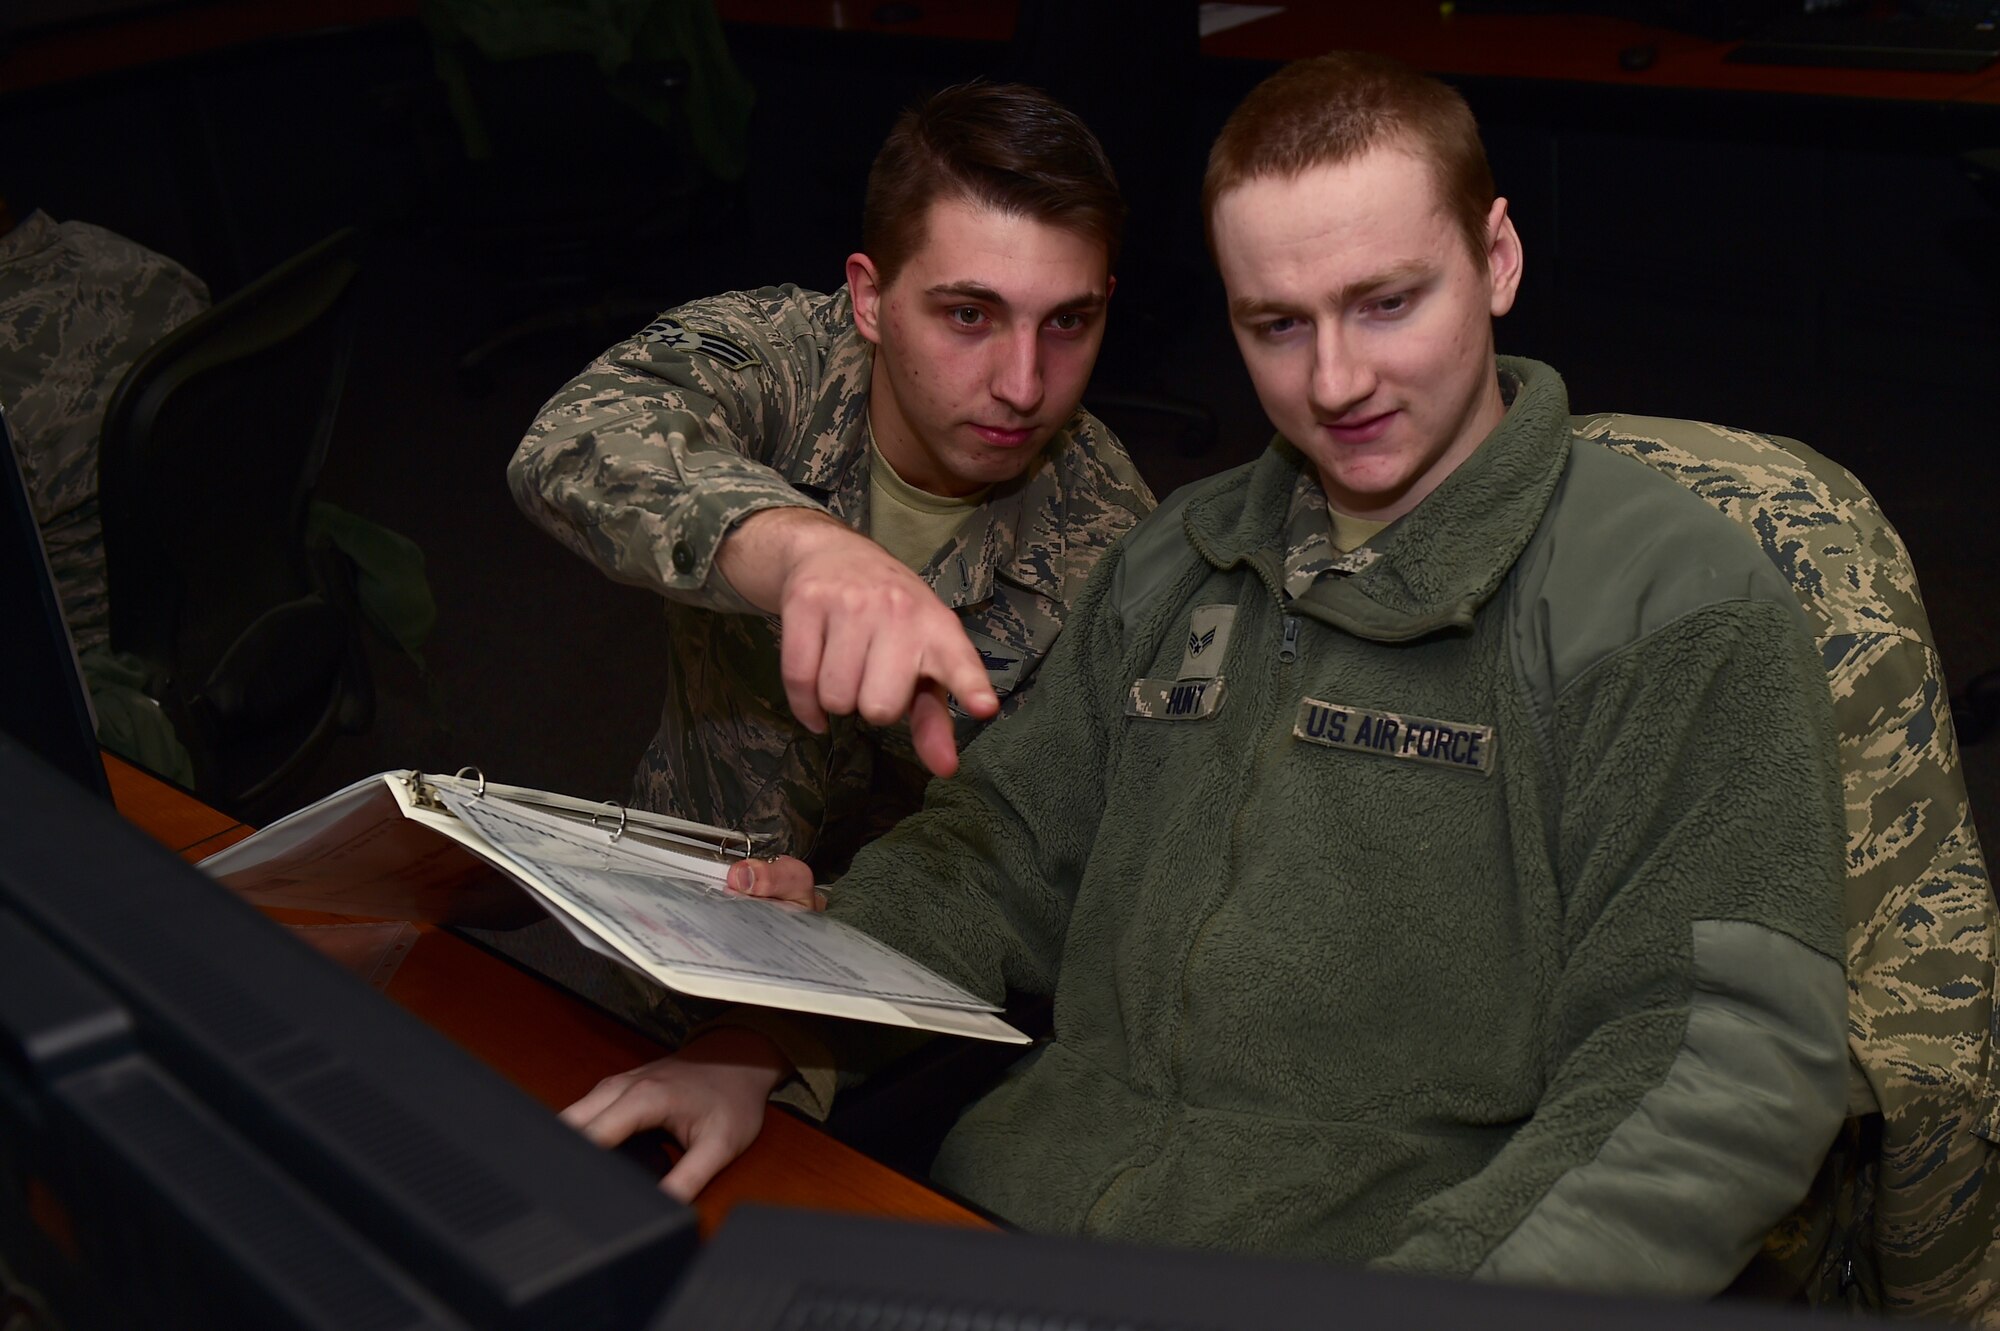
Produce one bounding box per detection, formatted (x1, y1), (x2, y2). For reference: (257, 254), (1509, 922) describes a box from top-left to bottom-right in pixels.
(1105, 273), (1117, 302)
(1484, 197), (1524, 319)
(847, 252), (886, 346)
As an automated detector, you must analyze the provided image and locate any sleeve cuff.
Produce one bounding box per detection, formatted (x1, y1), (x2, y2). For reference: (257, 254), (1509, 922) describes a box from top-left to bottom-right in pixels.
(689, 1007), (843, 1121)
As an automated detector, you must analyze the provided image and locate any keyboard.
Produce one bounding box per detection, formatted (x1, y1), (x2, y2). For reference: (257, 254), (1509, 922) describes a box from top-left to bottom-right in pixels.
(1727, 14), (2000, 71)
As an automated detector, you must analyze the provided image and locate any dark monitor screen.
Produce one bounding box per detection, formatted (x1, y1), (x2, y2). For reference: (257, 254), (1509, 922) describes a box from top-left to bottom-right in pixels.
(0, 737), (697, 1329)
(660, 1205), (1829, 1331)
(0, 406), (112, 802)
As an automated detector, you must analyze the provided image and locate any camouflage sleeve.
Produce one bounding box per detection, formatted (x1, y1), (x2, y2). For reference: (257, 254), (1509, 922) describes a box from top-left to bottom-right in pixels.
(1835, 629), (2000, 1320)
(506, 291), (826, 610)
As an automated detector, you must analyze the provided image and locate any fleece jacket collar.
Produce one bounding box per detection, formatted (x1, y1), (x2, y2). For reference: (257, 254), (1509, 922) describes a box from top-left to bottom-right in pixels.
(1183, 356), (1572, 644)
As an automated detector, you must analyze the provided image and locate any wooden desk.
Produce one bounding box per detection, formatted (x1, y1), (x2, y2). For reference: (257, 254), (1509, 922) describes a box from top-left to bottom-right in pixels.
(1199, 5), (2000, 105)
(103, 754), (991, 1239)
(0, 0), (419, 97)
(17, 0), (1995, 108)
(715, 0), (2000, 105)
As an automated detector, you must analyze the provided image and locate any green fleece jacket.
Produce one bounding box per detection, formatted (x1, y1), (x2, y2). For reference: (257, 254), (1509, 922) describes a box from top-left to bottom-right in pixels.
(816, 358), (1848, 1294)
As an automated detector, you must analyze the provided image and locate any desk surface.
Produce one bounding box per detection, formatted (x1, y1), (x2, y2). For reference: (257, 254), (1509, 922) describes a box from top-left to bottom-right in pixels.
(718, 0), (2000, 105)
(10, 0), (1997, 105)
(104, 754), (990, 1239)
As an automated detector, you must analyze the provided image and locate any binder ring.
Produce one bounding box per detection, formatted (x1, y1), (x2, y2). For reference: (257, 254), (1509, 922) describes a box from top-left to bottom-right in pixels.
(593, 801), (628, 843)
(454, 767), (487, 798)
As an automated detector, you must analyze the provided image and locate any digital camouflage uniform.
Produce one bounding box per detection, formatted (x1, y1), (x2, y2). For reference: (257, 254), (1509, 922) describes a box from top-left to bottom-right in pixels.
(0, 212), (209, 654)
(509, 284), (1155, 878)
(1579, 415), (1999, 1322)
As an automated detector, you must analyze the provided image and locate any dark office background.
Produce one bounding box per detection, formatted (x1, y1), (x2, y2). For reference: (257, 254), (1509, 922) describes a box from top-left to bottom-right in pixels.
(6, 6), (1996, 840)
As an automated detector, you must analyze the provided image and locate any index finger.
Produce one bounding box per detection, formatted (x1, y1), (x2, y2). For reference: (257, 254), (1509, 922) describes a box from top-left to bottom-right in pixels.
(925, 630), (999, 721)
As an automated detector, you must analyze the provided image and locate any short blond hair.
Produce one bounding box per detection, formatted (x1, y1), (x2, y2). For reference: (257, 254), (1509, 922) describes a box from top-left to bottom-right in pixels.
(1203, 52), (1495, 269)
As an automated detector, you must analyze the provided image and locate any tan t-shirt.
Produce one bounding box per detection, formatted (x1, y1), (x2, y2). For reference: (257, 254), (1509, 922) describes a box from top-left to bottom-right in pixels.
(867, 439), (990, 572)
(1329, 509), (1390, 554)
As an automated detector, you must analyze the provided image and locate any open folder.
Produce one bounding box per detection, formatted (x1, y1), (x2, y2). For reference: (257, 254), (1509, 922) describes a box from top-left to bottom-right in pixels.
(198, 770), (1027, 1044)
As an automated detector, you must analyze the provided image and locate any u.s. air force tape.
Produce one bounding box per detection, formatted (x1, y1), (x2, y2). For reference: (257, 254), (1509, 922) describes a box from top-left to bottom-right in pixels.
(1292, 698), (1494, 775)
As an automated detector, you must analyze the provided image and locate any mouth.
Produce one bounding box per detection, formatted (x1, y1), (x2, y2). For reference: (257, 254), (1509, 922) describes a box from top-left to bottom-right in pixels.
(970, 424), (1036, 448)
(1322, 410), (1397, 446)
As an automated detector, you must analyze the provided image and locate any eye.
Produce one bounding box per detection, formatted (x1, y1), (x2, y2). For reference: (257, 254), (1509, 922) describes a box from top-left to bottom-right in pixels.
(948, 305), (987, 328)
(1258, 316), (1300, 338)
(1367, 292), (1411, 316)
(1048, 311), (1084, 333)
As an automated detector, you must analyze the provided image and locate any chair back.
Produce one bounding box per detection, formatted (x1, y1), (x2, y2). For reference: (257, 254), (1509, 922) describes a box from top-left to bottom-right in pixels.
(98, 227), (370, 809)
(1577, 412), (1998, 1319)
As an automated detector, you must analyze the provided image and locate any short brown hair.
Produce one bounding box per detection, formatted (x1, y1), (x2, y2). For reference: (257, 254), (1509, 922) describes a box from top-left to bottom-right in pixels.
(1202, 52), (1495, 269)
(862, 80), (1124, 286)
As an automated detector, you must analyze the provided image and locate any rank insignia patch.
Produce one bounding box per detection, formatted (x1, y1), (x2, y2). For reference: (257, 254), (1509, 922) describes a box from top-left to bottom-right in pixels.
(1176, 604), (1236, 680)
(640, 316), (758, 370)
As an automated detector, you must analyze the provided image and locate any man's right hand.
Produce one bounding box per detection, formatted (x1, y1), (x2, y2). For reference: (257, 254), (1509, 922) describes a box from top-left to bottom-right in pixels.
(715, 508), (999, 778)
(560, 1027), (792, 1201)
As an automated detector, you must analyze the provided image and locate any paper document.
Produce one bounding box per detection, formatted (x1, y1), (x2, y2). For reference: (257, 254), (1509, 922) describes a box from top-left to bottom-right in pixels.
(444, 791), (994, 1013)
(199, 770), (1027, 1044)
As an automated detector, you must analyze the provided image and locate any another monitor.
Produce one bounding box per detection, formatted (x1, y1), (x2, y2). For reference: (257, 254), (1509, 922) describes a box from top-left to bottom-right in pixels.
(0, 406), (112, 802)
(658, 1205), (1827, 1330)
(0, 737), (697, 1329)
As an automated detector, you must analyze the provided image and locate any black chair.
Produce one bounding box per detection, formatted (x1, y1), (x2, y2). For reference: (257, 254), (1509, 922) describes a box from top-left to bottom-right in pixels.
(98, 227), (373, 813)
(1084, 390), (1218, 459)
(1958, 670), (2000, 746)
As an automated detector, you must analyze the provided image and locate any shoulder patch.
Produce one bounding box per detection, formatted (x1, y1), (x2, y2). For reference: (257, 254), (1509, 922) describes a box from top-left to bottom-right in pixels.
(640, 315), (759, 371)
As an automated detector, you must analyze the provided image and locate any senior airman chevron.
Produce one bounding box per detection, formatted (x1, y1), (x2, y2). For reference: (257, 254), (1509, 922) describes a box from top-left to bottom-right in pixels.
(1176, 605), (1236, 680)
(1293, 698), (1495, 775)
(639, 315), (758, 370)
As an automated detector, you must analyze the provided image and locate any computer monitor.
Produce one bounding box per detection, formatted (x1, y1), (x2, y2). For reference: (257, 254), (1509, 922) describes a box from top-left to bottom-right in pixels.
(659, 1206), (1829, 1331)
(0, 737), (698, 1329)
(0, 405), (112, 802)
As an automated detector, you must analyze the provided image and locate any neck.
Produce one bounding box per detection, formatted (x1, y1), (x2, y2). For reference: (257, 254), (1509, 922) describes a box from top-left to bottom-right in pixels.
(865, 354), (975, 498)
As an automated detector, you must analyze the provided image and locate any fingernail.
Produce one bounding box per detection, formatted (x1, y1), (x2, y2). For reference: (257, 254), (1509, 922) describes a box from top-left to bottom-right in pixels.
(726, 862), (749, 891)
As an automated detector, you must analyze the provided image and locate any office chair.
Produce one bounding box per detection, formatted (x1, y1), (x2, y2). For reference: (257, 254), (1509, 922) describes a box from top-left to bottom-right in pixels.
(1959, 671), (2000, 745)
(1577, 413), (1999, 1320)
(98, 226), (373, 813)
(1084, 390), (1218, 460)
(1946, 147), (1999, 750)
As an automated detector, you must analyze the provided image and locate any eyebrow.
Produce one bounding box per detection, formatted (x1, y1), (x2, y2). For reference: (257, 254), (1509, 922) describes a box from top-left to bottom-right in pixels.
(1228, 262), (1431, 321)
(925, 280), (1107, 313)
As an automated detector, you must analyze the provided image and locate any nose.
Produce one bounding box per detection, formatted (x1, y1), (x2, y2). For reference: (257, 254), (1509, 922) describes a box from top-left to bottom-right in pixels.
(990, 325), (1044, 417)
(1308, 323), (1376, 420)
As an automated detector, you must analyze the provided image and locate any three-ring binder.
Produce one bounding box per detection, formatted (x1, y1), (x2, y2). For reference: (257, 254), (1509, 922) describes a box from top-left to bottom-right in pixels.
(403, 766), (758, 861)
